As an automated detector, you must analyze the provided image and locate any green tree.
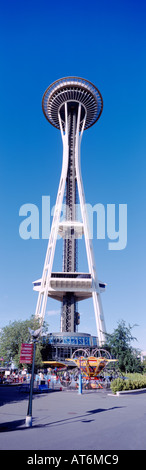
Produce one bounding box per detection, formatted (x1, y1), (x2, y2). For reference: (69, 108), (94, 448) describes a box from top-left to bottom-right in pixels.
(104, 320), (142, 373)
(0, 316), (49, 369)
(142, 360), (146, 374)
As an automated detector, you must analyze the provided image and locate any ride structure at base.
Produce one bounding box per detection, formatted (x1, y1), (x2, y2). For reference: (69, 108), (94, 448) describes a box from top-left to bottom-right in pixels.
(44, 348), (118, 389)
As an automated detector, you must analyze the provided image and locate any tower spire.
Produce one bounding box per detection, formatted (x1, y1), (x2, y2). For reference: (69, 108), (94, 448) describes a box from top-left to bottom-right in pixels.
(33, 77), (106, 347)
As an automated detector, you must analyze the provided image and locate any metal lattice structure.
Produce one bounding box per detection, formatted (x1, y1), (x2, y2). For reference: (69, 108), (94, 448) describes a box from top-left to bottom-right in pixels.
(34, 77), (106, 346)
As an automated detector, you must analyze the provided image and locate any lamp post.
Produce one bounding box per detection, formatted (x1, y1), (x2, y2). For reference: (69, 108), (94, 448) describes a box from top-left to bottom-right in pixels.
(25, 327), (41, 427)
(78, 356), (82, 395)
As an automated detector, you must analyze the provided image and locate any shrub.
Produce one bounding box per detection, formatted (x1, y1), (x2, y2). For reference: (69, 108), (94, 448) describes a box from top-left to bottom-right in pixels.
(111, 374), (146, 394)
(110, 378), (124, 394)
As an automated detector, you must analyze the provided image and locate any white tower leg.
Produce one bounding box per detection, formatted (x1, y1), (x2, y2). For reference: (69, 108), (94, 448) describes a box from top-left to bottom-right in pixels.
(75, 104), (106, 345)
(34, 103), (69, 324)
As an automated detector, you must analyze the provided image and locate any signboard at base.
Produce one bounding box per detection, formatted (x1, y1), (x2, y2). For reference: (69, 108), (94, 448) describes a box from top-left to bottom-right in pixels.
(20, 343), (33, 364)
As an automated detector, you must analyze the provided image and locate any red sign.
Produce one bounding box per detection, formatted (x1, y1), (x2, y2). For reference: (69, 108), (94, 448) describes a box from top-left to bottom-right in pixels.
(20, 343), (33, 364)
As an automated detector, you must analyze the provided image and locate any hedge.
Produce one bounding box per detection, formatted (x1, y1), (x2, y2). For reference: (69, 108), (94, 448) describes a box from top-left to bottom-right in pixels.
(110, 375), (146, 394)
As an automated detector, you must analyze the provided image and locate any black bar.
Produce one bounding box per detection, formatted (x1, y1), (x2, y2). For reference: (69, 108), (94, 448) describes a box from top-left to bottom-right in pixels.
(0, 450), (144, 467)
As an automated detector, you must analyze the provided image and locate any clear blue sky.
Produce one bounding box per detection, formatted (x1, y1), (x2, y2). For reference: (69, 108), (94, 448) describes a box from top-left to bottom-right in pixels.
(0, 0), (146, 349)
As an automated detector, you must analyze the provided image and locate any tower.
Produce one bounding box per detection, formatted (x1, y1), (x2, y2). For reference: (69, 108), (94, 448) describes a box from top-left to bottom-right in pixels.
(33, 77), (106, 352)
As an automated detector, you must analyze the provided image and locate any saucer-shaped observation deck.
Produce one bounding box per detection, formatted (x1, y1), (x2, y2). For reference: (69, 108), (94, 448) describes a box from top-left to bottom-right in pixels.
(42, 77), (103, 131)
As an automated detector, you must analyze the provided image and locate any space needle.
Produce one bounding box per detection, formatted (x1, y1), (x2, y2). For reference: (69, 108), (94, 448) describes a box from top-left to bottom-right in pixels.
(33, 77), (106, 356)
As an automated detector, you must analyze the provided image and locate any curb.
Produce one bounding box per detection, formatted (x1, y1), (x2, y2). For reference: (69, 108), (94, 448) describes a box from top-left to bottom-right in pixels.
(108, 387), (146, 396)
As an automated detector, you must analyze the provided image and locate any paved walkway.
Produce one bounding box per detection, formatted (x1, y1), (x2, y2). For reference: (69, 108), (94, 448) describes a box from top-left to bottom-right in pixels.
(0, 386), (146, 450)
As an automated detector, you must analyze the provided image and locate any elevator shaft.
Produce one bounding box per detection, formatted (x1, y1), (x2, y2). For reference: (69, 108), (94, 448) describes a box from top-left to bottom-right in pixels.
(62, 106), (78, 332)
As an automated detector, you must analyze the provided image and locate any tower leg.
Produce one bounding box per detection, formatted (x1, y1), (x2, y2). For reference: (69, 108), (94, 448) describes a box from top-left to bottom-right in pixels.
(34, 104), (69, 324)
(34, 99), (106, 347)
(75, 104), (106, 346)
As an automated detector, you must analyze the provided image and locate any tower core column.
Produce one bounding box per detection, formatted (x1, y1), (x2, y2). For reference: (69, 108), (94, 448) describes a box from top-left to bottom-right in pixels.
(62, 105), (77, 332)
